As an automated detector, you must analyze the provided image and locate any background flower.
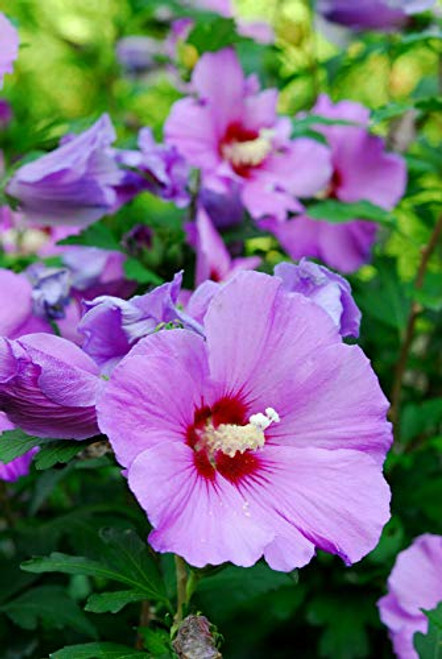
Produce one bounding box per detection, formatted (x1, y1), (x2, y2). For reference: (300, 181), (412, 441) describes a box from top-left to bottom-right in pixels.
(378, 534), (442, 658)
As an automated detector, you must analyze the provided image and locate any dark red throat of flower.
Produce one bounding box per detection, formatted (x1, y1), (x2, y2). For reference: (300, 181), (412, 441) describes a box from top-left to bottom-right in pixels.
(219, 122), (260, 178)
(186, 396), (261, 484)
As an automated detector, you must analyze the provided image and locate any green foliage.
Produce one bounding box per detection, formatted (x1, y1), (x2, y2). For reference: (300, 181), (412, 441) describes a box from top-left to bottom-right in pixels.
(414, 603), (442, 659)
(1, 585), (98, 638)
(307, 200), (395, 227)
(50, 643), (149, 658)
(22, 528), (169, 605)
(187, 17), (244, 53)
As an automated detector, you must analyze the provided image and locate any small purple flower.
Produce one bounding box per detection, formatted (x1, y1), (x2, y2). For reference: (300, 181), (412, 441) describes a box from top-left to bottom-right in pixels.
(274, 259), (361, 337)
(0, 333), (100, 439)
(266, 94), (407, 272)
(0, 99), (12, 127)
(79, 272), (203, 373)
(116, 36), (164, 75)
(98, 271), (391, 570)
(27, 264), (71, 321)
(61, 246), (134, 299)
(188, 209), (260, 285)
(0, 449), (38, 483)
(0, 13), (19, 88)
(6, 115), (122, 227)
(0, 414), (37, 483)
(199, 184), (244, 230)
(317, 0), (435, 31)
(378, 534), (442, 658)
(165, 48), (331, 223)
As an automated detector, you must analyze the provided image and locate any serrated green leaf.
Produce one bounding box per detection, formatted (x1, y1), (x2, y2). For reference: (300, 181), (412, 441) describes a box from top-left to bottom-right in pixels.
(22, 529), (169, 605)
(414, 602), (442, 659)
(34, 440), (85, 470)
(307, 199), (395, 227)
(85, 590), (146, 614)
(0, 585), (97, 638)
(50, 642), (149, 659)
(187, 17), (242, 52)
(58, 222), (121, 251)
(0, 428), (47, 463)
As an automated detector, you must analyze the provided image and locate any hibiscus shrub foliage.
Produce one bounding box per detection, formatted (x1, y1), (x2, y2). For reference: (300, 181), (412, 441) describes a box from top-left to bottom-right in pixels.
(0, 1), (441, 658)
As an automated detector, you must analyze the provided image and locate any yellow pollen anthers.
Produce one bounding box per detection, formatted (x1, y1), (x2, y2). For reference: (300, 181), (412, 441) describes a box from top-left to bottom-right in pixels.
(203, 407), (280, 458)
(222, 129), (274, 169)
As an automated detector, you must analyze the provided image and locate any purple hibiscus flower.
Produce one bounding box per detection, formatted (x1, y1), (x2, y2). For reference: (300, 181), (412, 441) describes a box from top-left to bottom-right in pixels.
(165, 48), (331, 223)
(79, 272), (203, 374)
(0, 268), (52, 338)
(97, 271), (391, 570)
(274, 259), (361, 337)
(188, 209), (260, 285)
(378, 534), (442, 658)
(0, 13), (19, 88)
(0, 333), (100, 439)
(6, 114), (122, 227)
(317, 0), (436, 31)
(265, 94), (407, 272)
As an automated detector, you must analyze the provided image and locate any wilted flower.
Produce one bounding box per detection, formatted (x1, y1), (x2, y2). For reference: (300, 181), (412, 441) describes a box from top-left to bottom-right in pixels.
(0, 333), (100, 439)
(27, 265), (71, 321)
(115, 127), (189, 208)
(6, 114), (122, 226)
(165, 48), (331, 222)
(274, 259), (361, 337)
(265, 94), (407, 272)
(98, 271), (391, 570)
(317, 0), (435, 31)
(0, 13), (19, 88)
(378, 534), (442, 659)
(79, 272), (203, 373)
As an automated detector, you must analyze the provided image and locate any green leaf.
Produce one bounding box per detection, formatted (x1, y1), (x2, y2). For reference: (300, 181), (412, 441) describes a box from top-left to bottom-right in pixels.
(85, 590), (146, 614)
(22, 528), (168, 604)
(0, 428), (46, 463)
(50, 642), (149, 659)
(140, 628), (173, 658)
(34, 440), (85, 470)
(414, 602), (442, 659)
(307, 199), (395, 227)
(123, 258), (163, 285)
(187, 17), (242, 52)
(0, 585), (97, 638)
(58, 222), (121, 251)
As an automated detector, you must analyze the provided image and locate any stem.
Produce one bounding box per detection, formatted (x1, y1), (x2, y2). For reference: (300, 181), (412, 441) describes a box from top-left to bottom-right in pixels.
(390, 215), (442, 436)
(0, 481), (15, 527)
(174, 554), (188, 626)
(135, 600), (151, 650)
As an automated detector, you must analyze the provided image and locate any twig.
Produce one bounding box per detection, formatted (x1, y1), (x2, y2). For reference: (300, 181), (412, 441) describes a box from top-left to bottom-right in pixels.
(135, 600), (151, 649)
(390, 215), (442, 436)
(174, 554), (189, 627)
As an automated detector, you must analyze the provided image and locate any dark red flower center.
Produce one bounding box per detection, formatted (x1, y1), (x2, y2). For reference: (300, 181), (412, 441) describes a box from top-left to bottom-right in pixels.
(186, 396), (262, 484)
(220, 122), (272, 178)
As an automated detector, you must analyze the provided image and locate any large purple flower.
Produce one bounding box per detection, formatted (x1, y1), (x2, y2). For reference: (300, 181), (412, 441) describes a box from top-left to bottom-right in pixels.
(378, 534), (442, 658)
(79, 272), (203, 373)
(98, 271), (391, 570)
(317, 0), (435, 31)
(0, 13), (19, 88)
(6, 115), (122, 226)
(274, 259), (361, 337)
(165, 48), (331, 222)
(0, 333), (100, 439)
(265, 95), (407, 272)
